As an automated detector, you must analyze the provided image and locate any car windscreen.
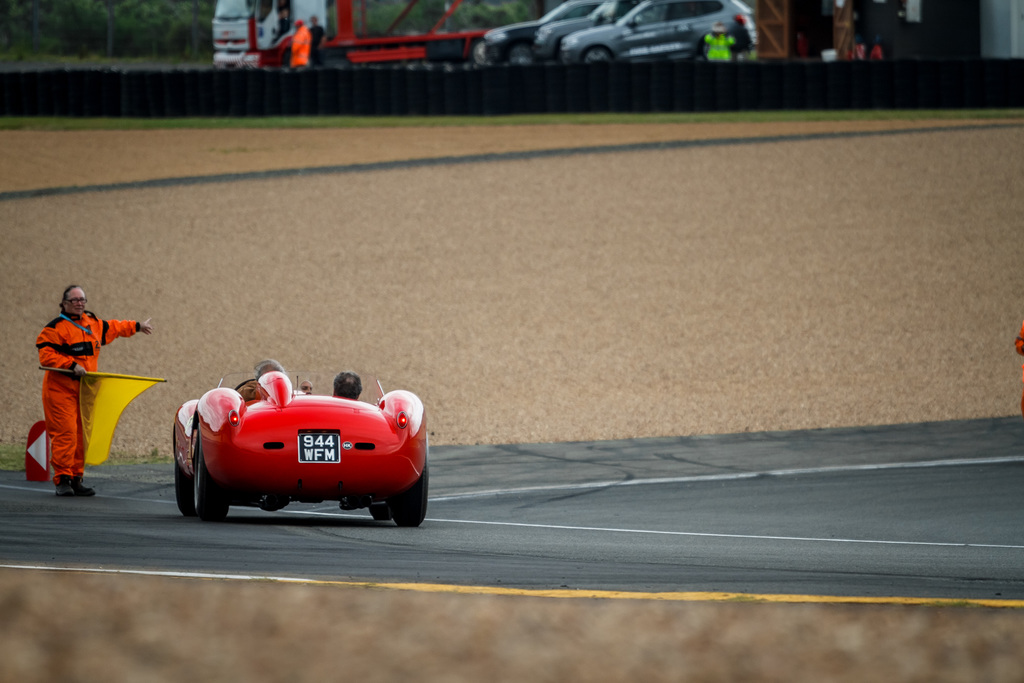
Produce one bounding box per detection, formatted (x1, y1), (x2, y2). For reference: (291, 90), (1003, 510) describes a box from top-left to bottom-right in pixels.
(541, 1), (588, 23)
(214, 0), (254, 21)
(562, 2), (602, 19)
(217, 371), (382, 403)
(589, 1), (614, 22)
(591, 0), (634, 22)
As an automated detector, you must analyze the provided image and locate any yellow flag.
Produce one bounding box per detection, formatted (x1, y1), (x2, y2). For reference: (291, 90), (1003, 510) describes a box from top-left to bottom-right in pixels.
(79, 371), (166, 465)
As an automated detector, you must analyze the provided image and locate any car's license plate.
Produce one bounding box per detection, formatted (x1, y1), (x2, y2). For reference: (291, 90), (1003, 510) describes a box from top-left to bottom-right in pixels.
(297, 431), (341, 463)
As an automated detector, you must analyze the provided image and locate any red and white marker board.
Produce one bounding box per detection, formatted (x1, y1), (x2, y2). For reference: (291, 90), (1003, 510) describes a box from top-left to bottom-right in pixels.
(25, 420), (50, 482)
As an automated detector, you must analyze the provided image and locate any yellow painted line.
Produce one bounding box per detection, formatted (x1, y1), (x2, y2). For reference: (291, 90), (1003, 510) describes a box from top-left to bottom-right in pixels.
(4, 564), (1022, 608)
(294, 580), (1024, 608)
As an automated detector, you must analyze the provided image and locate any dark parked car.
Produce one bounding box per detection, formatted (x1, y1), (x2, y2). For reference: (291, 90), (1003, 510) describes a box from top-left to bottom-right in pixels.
(482, 0), (604, 64)
(533, 0), (642, 62)
(560, 0), (755, 64)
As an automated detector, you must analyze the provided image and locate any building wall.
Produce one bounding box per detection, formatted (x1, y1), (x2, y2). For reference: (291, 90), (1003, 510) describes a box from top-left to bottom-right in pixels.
(982, 0), (1010, 56)
(981, 0), (1024, 56)
(856, 0), (981, 59)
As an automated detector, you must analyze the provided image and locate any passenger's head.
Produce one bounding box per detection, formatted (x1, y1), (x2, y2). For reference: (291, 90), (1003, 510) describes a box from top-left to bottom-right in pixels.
(333, 371), (362, 400)
(254, 359), (286, 379)
(298, 380), (313, 394)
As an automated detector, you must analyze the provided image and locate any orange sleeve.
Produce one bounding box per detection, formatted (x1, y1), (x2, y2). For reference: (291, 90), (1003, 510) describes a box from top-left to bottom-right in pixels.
(1017, 320), (1024, 356)
(100, 318), (138, 346)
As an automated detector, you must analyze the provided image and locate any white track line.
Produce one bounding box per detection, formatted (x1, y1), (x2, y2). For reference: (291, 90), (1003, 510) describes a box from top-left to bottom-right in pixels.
(416, 517), (1024, 550)
(0, 564), (305, 582)
(268, 507), (1024, 550)
(429, 455), (1024, 501)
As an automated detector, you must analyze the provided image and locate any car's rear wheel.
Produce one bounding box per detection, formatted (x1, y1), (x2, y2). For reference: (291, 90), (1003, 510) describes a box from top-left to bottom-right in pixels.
(583, 46), (612, 63)
(175, 461), (196, 516)
(174, 423), (197, 517)
(388, 462), (428, 527)
(193, 435), (230, 522)
(508, 42), (534, 65)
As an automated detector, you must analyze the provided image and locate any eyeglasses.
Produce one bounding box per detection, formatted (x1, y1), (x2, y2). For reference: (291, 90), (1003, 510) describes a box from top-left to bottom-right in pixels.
(65, 298), (87, 304)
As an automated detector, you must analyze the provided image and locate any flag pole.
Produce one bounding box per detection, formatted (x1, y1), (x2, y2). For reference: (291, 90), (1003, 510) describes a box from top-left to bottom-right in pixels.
(39, 366), (167, 382)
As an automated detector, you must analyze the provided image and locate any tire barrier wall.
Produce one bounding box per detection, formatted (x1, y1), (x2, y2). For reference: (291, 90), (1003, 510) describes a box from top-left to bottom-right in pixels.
(2, 59), (1022, 117)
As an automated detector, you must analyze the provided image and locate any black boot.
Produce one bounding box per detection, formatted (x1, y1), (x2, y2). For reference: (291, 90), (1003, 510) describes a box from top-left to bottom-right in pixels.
(55, 475), (75, 497)
(70, 476), (95, 497)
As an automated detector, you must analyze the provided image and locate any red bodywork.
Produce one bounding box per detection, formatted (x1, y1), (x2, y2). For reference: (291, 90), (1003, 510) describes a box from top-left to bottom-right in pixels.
(172, 371), (427, 522)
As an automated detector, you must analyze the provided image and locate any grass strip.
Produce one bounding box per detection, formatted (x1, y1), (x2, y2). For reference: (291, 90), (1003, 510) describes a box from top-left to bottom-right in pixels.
(0, 109), (1022, 131)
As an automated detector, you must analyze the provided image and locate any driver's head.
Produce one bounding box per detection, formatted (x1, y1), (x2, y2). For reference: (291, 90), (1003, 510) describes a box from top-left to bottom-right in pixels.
(333, 371), (362, 400)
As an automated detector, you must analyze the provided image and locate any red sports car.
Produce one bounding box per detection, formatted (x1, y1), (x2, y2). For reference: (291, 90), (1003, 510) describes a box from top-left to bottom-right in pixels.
(172, 370), (428, 526)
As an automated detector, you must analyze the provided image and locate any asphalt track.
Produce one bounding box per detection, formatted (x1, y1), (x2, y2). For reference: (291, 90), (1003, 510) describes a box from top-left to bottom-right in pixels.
(2, 417), (1023, 603)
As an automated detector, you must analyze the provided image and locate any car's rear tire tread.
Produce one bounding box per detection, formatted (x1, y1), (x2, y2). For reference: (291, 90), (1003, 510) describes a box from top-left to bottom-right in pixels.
(388, 462), (428, 527)
(194, 435), (230, 522)
(174, 431), (197, 517)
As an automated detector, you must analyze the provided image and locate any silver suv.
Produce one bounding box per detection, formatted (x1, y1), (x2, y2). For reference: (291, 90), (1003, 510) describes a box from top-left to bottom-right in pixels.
(559, 0), (754, 64)
(482, 0), (604, 65)
(533, 0), (642, 63)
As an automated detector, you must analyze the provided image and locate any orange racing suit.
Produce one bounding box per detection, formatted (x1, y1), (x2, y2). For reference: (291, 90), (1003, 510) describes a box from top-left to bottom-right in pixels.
(1016, 320), (1024, 421)
(36, 311), (139, 484)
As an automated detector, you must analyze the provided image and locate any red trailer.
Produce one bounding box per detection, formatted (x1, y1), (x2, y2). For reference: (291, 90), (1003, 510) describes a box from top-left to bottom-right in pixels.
(213, 0), (488, 68)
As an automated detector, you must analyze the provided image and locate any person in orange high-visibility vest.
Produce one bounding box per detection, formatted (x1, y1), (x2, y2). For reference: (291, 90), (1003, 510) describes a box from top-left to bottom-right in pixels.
(290, 19), (312, 68)
(1016, 320), (1024, 421)
(36, 285), (153, 497)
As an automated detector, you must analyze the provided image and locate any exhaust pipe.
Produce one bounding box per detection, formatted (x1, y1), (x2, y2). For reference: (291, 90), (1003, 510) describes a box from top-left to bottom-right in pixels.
(339, 495), (374, 510)
(259, 494), (290, 511)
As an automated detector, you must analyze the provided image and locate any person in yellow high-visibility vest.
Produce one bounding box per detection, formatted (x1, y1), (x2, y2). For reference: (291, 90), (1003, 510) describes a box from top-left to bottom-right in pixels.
(704, 21), (736, 61)
(290, 19), (312, 68)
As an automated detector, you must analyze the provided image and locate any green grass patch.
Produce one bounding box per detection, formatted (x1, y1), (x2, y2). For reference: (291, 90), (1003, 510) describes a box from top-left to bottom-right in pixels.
(0, 109), (1021, 132)
(0, 443), (24, 471)
(108, 448), (173, 466)
(0, 441), (171, 471)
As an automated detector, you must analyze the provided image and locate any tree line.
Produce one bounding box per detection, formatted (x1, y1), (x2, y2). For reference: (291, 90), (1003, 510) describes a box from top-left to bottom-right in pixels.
(0, 0), (213, 59)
